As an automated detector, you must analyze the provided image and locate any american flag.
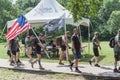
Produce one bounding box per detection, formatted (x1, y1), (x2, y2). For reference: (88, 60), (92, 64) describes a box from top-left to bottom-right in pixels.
(6, 15), (31, 40)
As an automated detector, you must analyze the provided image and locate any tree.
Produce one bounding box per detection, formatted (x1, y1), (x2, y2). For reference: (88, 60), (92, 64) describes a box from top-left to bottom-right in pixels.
(57, 0), (70, 8)
(16, 0), (41, 14)
(107, 11), (120, 34)
(67, 0), (103, 22)
(0, 0), (20, 29)
(99, 0), (120, 24)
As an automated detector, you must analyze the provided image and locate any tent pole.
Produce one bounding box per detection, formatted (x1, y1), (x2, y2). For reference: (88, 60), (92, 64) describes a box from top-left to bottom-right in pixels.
(0, 23), (7, 38)
(88, 24), (90, 54)
(64, 14), (69, 61)
(31, 27), (50, 58)
(78, 25), (82, 43)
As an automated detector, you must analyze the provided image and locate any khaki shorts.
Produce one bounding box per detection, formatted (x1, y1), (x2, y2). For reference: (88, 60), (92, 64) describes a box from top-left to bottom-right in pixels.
(114, 45), (120, 61)
(26, 46), (32, 54)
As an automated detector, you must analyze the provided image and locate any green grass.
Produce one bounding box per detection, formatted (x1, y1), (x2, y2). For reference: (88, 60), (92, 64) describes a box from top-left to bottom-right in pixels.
(0, 41), (114, 66)
(0, 68), (112, 80)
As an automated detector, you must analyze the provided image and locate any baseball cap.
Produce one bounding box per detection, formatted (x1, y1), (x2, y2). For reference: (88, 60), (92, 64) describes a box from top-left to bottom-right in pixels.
(26, 35), (30, 38)
(39, 33), (44, 36)
(94, 32), (99, 35)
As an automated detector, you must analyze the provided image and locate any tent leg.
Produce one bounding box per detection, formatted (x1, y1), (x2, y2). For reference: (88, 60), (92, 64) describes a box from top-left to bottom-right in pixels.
(0, 23), (7, 38)
(88, 25), (90, 54)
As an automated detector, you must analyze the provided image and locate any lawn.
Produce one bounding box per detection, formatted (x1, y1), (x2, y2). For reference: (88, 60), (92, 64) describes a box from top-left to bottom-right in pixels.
(0, 68), (114, 80)
(0, 41), (117, 80)
(0, 41), (114, 66)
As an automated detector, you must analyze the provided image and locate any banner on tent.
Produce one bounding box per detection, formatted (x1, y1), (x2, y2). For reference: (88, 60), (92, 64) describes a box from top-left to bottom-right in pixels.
(43, 14), (65, 35)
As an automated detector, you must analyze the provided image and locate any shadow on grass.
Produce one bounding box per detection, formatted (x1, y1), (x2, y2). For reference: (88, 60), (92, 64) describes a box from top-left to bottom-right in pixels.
(12, 69), (56, 75)
(11, 69), (120, 80)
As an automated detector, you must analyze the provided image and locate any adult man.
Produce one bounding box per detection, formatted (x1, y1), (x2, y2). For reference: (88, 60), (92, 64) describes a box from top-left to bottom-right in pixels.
(113, 29), (120, 73)
(89, 32), (101, 67)
(31, 34), (46, 70)
(16, 37), (22, 65)
(70, 28), (82, 73)
(25, 34), (32, 63)
(9, 37), (18, 66)
(58, 31), (71, 65)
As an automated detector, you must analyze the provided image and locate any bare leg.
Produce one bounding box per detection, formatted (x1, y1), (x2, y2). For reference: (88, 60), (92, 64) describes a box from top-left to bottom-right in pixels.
(59, 51), (66, 64)
(26, 47), (32, 62)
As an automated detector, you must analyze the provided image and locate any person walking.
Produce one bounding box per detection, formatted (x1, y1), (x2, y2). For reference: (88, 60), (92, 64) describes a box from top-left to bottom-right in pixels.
(89, 32), (101, 67)
(9, 37), (18, 66)
(25, 34), (32, 63)
(70, 28), (82, 73)
(113, 29), (120, 73)
(16, 37), (22, 65)
(58, 31), (71, 65)
(31, 34), (46, 70)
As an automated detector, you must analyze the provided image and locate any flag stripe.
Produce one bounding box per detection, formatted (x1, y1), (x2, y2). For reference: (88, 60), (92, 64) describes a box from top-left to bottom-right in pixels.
(6, 15), (31, 40)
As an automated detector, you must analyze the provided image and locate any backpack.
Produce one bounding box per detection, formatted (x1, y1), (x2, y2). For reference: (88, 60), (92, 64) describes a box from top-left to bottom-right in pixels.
(56, 36), (63, 46)
(21, 38), (25, 44)
(30, 37), (36, 47)
(109, 37), (115, 48)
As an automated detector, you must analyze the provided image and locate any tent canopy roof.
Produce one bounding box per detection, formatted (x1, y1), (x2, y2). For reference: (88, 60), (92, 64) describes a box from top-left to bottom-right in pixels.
(7, 0), (75, 28)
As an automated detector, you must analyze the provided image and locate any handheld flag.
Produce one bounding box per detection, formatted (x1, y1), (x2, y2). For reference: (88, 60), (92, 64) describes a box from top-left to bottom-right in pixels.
(43, 14), (65, 35)
(6, 15), (31, 40)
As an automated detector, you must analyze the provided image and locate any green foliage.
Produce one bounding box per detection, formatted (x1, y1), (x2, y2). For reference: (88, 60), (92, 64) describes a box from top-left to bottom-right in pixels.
(68, 0), (103, 22)
(57, 0), (70, 8)
(16, 0), (41, 14)
(107, 11), (120, 34)
(90, 0), (120, 40)
(0, 0), (20, 28)
(0, 0), (20, 42)
(99, 0), (120, 23)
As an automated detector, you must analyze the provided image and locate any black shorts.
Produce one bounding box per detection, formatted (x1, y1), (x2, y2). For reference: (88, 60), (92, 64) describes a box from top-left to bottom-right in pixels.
(61, 44), (66, 51)
(93, 48), (99, 57)
(7, 50), (11, 57)
(12, 50), (16, 56)
(114, 53), (120, 61)
(16, 48), (20, 52)
(36, 49), (41, 54)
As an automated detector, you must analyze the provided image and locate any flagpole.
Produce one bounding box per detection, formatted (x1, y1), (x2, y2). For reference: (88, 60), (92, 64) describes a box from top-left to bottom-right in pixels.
(31, 27), (50, 58)
(0, 23), (7, 38)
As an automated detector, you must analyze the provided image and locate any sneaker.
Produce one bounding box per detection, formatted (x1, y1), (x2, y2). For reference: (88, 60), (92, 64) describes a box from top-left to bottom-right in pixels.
(59, 63), (64, 65)
(18, 59), (22, 64)
(118, 67), (120, 70)
(94, 64), (100, 67)
(39, 67), (45, 70)
(114, 68), (120, 73)
(28, 59), (33, 63)
(10, 62), (14, 66)
(10, 61), (15, 66)
(70, 63), (74, 71)
(75, 69), (82, 73)
(17, 60), (22, 65)
(89, 60), (92, 66)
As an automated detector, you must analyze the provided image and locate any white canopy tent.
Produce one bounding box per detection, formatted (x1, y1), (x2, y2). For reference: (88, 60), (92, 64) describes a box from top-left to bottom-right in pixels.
(7, 0), (77, 28)
(5, 0), (91, 55)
